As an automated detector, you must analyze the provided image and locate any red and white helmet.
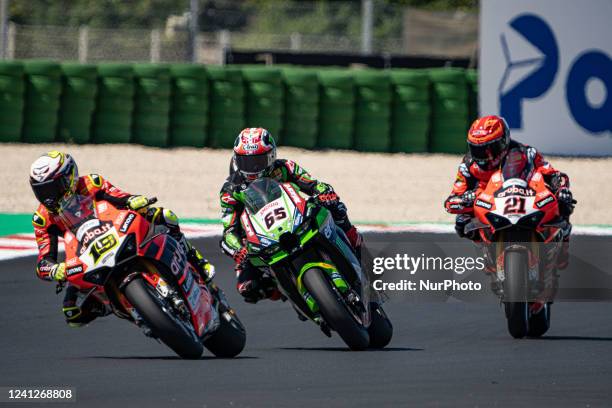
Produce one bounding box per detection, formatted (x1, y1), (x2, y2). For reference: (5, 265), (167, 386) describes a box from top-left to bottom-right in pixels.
(29, 151), (79, 211)
(233, 128), (276, 180)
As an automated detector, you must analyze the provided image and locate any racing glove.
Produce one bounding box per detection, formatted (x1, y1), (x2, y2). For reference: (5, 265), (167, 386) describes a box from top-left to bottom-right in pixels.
(461, 190), (477, 207)
(49, 262), (67, 282)
(127, 195), (149, 211)
(556, 188), (576, 217)
(233, 246), (248, 265)
(314, 183), (339, 204)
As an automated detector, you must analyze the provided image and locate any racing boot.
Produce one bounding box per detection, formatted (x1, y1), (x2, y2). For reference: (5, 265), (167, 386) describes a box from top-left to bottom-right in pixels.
(345, 225), (363, 252)
(556, 238), (570, 270)
(62, 285), (108, 327)
(481, 244), (501, 295)
(236, 264), (281, 303)
(556, 221), (572, 270)
(174, 233), (215, 284)
(158, 208), (216, 283)
(292, 304), (308, 321)
(186, 242), (216, 284)
(317, 193), (363, 255)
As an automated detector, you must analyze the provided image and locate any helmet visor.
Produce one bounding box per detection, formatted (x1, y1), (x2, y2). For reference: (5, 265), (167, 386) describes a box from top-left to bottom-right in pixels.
(469, 139), (506, 165)
(234, 153), (271, 175)
(31, 176), (70, 209)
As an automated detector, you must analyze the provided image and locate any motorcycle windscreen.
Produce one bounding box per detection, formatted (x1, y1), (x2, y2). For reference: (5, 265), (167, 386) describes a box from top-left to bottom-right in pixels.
(57, 193), (97, 234)
(502, 150), (534, 181)
(243, 178), (283, 214)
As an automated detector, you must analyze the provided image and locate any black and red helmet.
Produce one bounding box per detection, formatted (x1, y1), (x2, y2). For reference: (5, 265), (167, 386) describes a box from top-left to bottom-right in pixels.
(467, 115), (511, 171)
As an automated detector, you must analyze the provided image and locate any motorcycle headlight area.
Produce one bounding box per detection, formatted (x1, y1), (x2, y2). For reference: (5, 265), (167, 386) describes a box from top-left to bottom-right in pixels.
(115, 233), (137, 264)
(485, 212), (511, 229)
(516, 211), (545, 228)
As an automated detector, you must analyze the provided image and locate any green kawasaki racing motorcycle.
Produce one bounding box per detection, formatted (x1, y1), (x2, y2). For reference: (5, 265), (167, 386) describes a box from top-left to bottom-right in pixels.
(240, 178), (393, 350)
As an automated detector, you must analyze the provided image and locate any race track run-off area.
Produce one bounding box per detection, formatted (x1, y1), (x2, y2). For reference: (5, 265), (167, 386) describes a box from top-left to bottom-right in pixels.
(1, 231), (611, 408)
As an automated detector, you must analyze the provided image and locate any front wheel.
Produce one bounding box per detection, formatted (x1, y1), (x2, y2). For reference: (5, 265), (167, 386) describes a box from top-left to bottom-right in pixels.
(503, 250), (529, 339)
(124, 277), (203, 359)
(302, 268), (369, 350)
(528, 302), (551, 337)
(204, 300), (246, 358)
(367, 303), (393, 349)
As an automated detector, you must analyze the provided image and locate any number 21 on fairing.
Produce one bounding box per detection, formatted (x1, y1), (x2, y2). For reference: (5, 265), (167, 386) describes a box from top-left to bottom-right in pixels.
(504, 197), (526, 215)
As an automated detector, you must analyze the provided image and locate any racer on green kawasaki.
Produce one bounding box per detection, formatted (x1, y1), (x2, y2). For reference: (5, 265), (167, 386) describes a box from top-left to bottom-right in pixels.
(236, 176), (392, 350)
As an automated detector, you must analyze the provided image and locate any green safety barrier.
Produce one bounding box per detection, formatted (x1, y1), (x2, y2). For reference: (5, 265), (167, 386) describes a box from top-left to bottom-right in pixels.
(389, 68), (431, 153)
(169, 63), (209, 147)
(0, 61), (24, 143)
(428, 67), (470, 154)
(91, 63), (134, 144)
(206, 65), (244, 148)
(353, 70), (391, 152)
(281, 67), (319, 149)
(57, 62), (98, 144)
(132, 63), (171, 147)
(22, 60), (61, 143)
(0, 61), (478, 154)
(241, 66), (284, 143)
(317, 70), (355, 150)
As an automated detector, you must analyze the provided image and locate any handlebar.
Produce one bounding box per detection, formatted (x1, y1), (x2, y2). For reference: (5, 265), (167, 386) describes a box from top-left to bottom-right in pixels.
(147, 197), (158, 206)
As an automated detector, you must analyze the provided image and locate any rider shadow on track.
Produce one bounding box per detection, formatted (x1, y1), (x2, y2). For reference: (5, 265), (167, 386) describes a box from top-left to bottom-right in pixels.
(530, 336), (612, 341)
(83, 355), (260, 361)
(277, 347), (423, 352)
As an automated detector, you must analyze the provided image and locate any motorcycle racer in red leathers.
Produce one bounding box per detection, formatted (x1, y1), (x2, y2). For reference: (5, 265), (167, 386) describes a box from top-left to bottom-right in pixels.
(30, 150), (214, 327)
(444, 115), (576, 270)
(219, 128), (363, 303)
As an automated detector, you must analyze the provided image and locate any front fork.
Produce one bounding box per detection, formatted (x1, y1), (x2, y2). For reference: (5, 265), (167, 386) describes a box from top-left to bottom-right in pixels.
(296, 262), (370, 328)
(484, 232), (558, 302)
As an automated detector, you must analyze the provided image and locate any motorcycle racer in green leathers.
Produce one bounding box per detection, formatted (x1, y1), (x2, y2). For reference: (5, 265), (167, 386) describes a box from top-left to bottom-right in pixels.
(219, 127), (363, 303)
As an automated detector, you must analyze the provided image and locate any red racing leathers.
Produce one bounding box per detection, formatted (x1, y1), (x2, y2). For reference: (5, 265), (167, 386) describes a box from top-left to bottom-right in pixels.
(34, 173), (213, 326)
(33, 174), (132, 280)
(444, 140), (573, 274)
(444, 141), (570, 217)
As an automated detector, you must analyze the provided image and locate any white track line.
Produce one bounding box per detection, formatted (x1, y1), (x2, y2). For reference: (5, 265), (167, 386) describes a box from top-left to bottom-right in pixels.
(1, 223), (611, 262)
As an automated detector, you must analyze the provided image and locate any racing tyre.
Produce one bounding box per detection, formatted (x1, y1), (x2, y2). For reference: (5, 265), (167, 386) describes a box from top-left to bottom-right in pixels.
(503, 250), (529, 339)
(302, 268), (370, 350)
(203, 299), (246, 358)
(367, 303), (393, 349)
(527, 302), (551, 337)
(124, 277), (203, 359)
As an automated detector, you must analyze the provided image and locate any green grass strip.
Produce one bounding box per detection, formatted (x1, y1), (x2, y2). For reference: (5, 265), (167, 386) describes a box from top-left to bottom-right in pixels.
(1, 213), (612, 237)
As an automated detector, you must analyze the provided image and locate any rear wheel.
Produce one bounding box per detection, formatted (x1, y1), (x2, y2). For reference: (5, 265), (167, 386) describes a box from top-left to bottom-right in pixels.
(204, 300), (246, 358)
(124, 277), (203, 359)
(503, 250), (529, 339)
(367, 303), (393, 349)
(528, 302), (551, 337)
(302, 268), (369, 350)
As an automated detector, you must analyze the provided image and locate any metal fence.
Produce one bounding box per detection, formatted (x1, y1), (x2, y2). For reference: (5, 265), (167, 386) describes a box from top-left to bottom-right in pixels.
(1, 2), (478, 64)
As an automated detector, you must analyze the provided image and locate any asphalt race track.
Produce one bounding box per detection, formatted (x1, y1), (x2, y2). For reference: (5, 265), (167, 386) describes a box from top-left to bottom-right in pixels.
(1, 232), (611, 408)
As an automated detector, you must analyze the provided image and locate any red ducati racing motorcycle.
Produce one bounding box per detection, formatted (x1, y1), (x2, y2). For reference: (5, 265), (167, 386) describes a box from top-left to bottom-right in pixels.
(57, 193), (246, 359)
(465, 152), (567, 338)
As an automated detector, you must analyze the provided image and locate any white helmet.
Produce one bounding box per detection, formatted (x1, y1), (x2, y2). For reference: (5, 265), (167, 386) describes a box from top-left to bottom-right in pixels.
(29, 151), (79, 211)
